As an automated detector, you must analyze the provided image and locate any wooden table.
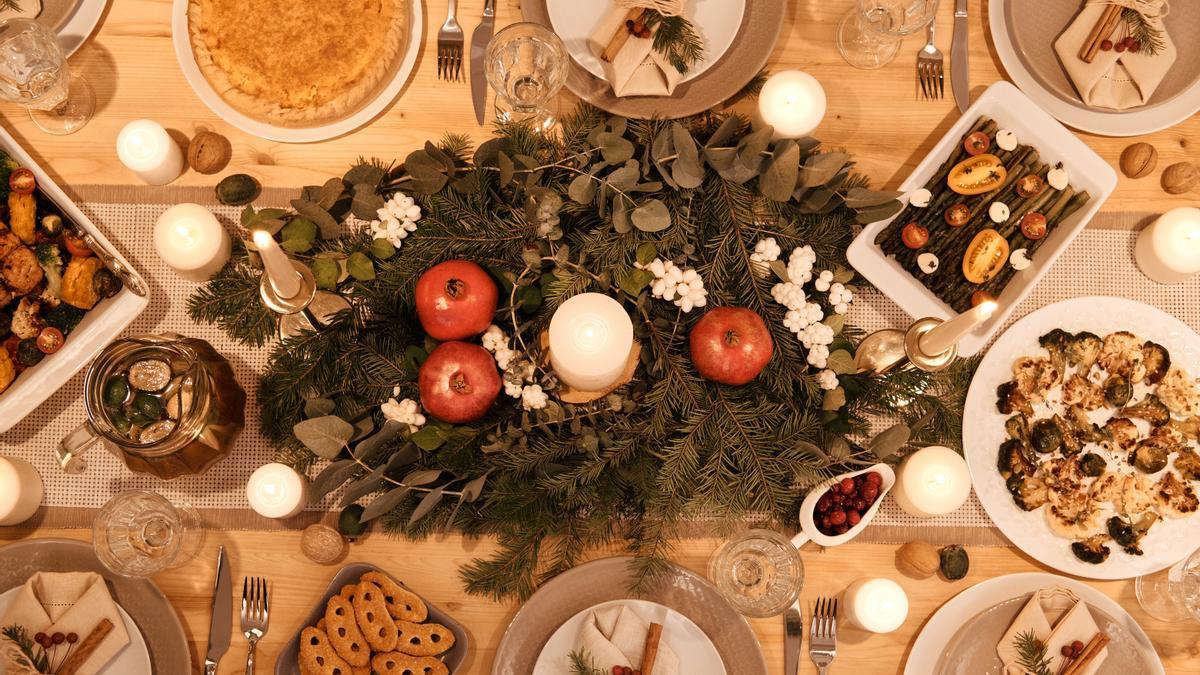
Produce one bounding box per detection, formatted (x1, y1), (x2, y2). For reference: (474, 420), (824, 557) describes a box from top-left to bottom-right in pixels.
(3, 0), (1199, 673)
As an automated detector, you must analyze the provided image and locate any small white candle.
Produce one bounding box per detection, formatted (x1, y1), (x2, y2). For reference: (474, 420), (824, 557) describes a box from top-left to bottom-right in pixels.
(548, 293), (634, 391)
(755, 70), (827, 140)
(0, 456), (43, 526)
(891, 446), (972, 518)
(1135, 207), (1200, 284)
(154, 203), (231, 282)
(252, 230), (303, 299)
(246, 462), (308, 519)
(919, 301), (998, 355)
(842, 578), (909, 633)
(116, 120), (184, 185)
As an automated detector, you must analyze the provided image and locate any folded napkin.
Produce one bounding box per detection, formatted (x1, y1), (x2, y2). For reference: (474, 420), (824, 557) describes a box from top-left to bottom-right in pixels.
(1054, 0), (1176, 110)
(1, 572), (131, 675)
(997, 587), (1107, 675)
(589, 5), (685, 97)
(577, 605), (680, 675)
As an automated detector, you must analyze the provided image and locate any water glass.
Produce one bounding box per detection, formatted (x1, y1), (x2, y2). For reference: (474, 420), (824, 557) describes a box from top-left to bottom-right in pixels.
(1135, 547), (1200, 623)
(708, 529), (805, 617)
(485, 22), (568, 133)
(837, 0), (940, 69)
(92, 490), (203, 577)
(0, 18), (94, 134)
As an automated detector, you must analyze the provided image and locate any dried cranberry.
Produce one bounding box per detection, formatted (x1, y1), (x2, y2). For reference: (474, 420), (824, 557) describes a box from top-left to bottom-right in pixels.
(839, 478), (856, 495)
(854, 498), (868, 511)
(1100, 39), (1113, 51)
(1115, 41), (1127, 52)
(847, 510), (862, 526)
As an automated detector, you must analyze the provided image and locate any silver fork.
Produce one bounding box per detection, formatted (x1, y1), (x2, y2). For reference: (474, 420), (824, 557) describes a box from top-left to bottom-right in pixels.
(917, 22), (945, 100)
(240, 577), (269, 675)
(437, 0), (465, 81)
(809, 596), (838, 675)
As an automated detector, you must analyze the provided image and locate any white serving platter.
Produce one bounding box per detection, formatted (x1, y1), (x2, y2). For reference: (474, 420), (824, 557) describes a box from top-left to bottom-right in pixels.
(846, 81), (1117, 357)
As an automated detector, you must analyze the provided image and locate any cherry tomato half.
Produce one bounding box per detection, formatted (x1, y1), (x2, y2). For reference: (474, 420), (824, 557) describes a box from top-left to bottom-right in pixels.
(963, 132), (991, 156)
(971, 290), (997, 307)
(901, 222), (929, 249)
(63, 233), (93, 258)
(36, 327), (64, 354)
(4, 334), (20, 360)
(1020, 212), (1048, 240)
(8, 168), (35, 195)
(1015, 174), (1044, 199)
(944, 203), (971, 227)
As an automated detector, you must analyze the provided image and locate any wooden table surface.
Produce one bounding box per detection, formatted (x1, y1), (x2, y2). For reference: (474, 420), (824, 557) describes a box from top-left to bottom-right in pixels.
(3, 0), (1200, 673)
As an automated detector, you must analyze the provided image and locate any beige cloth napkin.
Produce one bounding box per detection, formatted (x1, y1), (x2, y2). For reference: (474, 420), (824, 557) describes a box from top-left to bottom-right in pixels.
(589, 8), (685, 97)
(996, 587), (1107, 675)
(1, 572), (131, 675)
(577, 605), (680, 675)
(1053, 1), (1176, 110)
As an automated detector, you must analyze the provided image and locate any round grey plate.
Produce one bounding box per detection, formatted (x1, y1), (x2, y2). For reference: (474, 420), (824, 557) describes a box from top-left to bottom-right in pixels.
(0, 538), (191, 674)
(491, 556), (768, 675)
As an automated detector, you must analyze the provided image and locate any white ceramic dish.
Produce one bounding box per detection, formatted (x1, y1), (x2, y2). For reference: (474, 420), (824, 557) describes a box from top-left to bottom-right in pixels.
(170, 0), (423, 143)
(964, 296), (1200, 579)
(905, 572), (1164, 674)
(0, 124), (149, 435)
(989, 0), (1200, 137)
(0, 586), (152, 675)
(846, 81), (1117, 357)
(532, 598), (725, 675)
(793, 463), (895, 547)
(546, 0), (745, 85)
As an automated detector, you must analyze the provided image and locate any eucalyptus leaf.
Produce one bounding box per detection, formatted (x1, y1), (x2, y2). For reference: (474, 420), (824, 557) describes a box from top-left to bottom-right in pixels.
(607, 163), (640, 190)
(828, 436), (852, 461)
(304, 397), (336, 418)
(704, 146), (737, 172)
(405, 149), (449, 194)
(844, 187), (903, 209)
(869, 423), (912, 460)
(670, 122), (703, 189)
(343, 163), (386, 188)
(411, 426), (445, 450)
(855, 200), (905, 225)
(826, 349), (856, 375)
(799, 152), (850, 188)
(735, 126), (772, 171)
(768, 260), (790, 284)
(631, 199), (671, 232)
(822, 313), (845, 335)
(498, 152), (515, 186)
(361, 486), (411, 521)
(461, 472), (489, 502)
(339, 471), (386, 507)
(617, 267), (655, 297)
(351, 416), (375, 442)
(597, 132), (635, 164)
(424, 141), (457, 173)
(472, 138), (507, 167)
(309, 459), (358, 504)
(281, 238), (312, 254)
(716, 156), (760, 184)
(761, 140), (800, 202)
(354, 420), (406, 463)
(410, 486), (445, 524)
(402, 468), (443, 486)
(346, 251), (375, 281)
(294, 415), (355, 459)
(705, 115), (740, 148)
(822, 386), (847, 411)
(350, 184), (386, 221)
(612, 195), (633, 233)
(635, 242), (657, 265)
(832, 268), (855, 284)
(290, 199), (341, 239)
(317, 177), (345, 210)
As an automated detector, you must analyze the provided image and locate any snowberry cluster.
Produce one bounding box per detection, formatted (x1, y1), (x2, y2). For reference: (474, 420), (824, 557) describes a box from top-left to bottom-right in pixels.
(813, 270), (855, 315)
(637, 258), (708, 312)
(749, 237), (782, 276)
(482, 325), (547, 410)
(368, 192), (422, 247)
(380, 389), (426, 432)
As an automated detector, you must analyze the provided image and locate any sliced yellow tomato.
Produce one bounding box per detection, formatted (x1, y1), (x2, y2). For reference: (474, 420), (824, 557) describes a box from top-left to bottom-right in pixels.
(948, 154), (1007, 195)
(962, 229), (1010, 284)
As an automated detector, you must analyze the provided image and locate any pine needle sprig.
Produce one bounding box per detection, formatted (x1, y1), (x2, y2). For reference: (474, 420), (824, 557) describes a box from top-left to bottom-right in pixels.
(0, 0), (22, 12)
(645, 10), (705, 74)
(1012, 629), (1054, 675)
(2, 624), (50, 673)
(1123, 8), (1165, 57)
(569, 649), (607, 675)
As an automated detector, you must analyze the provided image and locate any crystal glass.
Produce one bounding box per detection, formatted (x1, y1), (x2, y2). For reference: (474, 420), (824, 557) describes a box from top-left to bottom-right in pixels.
(1135, 547), (1200, 623)
(708, 529), (805, 617)
(485, 22), (568, 133)
(0, 18), (94, 134)
(92, 490), (203, 577)
(837, 0), (940, 70)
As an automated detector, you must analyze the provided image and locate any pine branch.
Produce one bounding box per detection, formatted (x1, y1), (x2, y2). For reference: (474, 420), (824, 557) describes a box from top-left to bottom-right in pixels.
(569, 649), (607, 675)
(1013, 629), (1053, 675)
(645, 11), (705, 74)
(1123, 8), (1165, 57)
(2, 625), (50, 673)
(186, 261), (278, 347)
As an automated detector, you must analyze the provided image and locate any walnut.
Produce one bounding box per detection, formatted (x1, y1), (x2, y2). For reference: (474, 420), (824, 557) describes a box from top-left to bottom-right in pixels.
(1119, 142), (1157, 179)
(895, 540), (940, 579)
(1162, 162), (1199, 195)
(187, 130), (232, 175)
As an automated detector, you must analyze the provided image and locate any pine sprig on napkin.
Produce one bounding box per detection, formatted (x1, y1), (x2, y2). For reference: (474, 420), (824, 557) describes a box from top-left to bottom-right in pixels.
(1012, 629), (1054, 675)
(2, 625), (51, 674)
(1123, 8), (1166, 56)
(644, 10), (703, 74)
(568, 648), (608, 675)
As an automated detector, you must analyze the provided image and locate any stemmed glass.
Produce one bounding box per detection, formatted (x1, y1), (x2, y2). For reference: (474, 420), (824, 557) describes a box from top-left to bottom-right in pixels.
(0, 18), (94, 135)
(485, 22), (568, 133)
(92, 490), (204, 577)
(708, 529), (805, 617)
(837, 0), (940, 70)
(1135, 546), (1200, 623)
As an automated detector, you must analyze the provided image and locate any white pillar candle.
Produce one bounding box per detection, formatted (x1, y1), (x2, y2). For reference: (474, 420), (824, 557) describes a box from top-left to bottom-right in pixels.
(154, 203), (232, 282)
(892, 446), (972, 518)
(252, 230), (303, 299)
(1135, 207), (1200, 284)
(755, 70), (827, 140)
(842, 578), (909, 633)
(548, 293), (634, 391)
(116, 120), (184, 185)
(0, 456), (43, 526)
(919, 300), (998, 355)
(246, 462), (308, 519)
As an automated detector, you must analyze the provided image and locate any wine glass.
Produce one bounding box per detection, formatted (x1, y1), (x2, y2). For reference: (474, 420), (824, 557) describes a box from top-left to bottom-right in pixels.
(485, 22), (568, 133)
(1135, 546), (1200, 623)
(708, 529), (805, 617)
(0, 18), (94, 135)
(837, 0), (940, 70)
(92, 490), (204, 577)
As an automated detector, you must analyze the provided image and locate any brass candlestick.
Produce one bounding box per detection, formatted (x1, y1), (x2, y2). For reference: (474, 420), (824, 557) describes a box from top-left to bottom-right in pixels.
(259, 260), (352, 340)
(854, 317), (959, 375)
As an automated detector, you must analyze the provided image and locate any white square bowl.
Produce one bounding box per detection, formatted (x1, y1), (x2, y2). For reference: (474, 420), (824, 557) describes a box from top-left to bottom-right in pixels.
(846, 81), (1118, 356)
(0, 126), (150, 434)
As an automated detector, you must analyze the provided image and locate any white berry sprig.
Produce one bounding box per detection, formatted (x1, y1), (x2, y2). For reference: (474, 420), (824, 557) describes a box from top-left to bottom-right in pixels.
(636, 258), (708, 312)
(482, 324), (547, 410)
(380, 389), (426, 432)
(368, 192), (422, 247)
(749, 237), (782, 277)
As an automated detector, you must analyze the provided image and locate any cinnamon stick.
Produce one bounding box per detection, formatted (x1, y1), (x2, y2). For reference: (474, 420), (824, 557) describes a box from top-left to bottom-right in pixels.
(601, 8), (646, 62)
(1061, 632), (1110, 675)
(640, 622), (664, 675)
(1079, 4), (1123, 63)
(58, 618), (114, 675)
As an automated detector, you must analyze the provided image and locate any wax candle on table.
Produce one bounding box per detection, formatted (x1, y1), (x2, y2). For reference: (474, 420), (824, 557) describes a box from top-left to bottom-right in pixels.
(154, 203), (231, 282)
(0, 456), (43, 526)
(246, 463), (307, 519)
(1135, 207), (1200, 284)
(891, 445), (972, 518)
(755, 70), (827, 140)
(842, 578), (909, 633)
(548, 292), (634, 391)
(116, 120), (184, 185)
(919, 300), (998, 355)
(252, 229), (303, 299)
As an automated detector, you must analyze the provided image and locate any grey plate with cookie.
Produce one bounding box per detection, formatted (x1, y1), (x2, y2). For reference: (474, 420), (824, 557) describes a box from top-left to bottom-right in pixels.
(274, 563), (469, 674)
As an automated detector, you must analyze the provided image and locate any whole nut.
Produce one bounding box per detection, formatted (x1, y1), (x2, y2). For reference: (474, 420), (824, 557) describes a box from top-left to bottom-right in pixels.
(300, 524), (347, 564)
(1119, 142), (1157, 179)
(895, 540), (940, 579)
(187, 130), (232, 174)
(1162, 162), (1200, 195)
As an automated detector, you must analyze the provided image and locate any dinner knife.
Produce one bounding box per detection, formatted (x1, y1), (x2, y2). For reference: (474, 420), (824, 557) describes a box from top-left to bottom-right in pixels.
(204, 546), (232, 675)
(784, 602), (801, 675)
(470, 0), (496, 125)
(951, 0), (970, 112)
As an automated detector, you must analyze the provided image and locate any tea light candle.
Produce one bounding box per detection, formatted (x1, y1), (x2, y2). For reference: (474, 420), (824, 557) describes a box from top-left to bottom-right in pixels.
(0, 456), (43, 526)
(154, 203), (231, 282)
(246, 463), (308, 519)
(116, 120), (184, 185)
(919, 301), (998, 355)
(548, 293), (634, 391)
(252, 230), (303, 299)
(755, 70), (827, 140)
(842, 578), (908, 633)
(1135, 207), (1200, 284)
(891, 446), (972, 518)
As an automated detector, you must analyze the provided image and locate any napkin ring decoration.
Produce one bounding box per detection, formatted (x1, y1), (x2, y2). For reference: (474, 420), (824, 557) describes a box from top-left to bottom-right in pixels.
(592, 0), (703, 97)
(1078, 0), (1169, 63)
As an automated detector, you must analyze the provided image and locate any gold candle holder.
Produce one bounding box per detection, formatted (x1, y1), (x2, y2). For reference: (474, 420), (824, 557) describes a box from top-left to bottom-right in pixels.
(259, 259), (352, 340)
(854, 317), (958, 375)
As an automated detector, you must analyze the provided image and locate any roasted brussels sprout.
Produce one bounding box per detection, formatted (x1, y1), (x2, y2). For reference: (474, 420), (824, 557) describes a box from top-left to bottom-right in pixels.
(1176, 449), (1200, 481)
(1133, 440), (1170, 474)
(1067, 406), (1110, 445)
(1121, 395), (1171, 427)
(1079, 452), (1107, 477)
(1107, 513), (1157, 556)
(1007, 474), (1049, 511)
(998, 438), (1037, 478)
(1031, 418), (1062, 453)
(1066, 331), (1103, 370)
(93, 268), (121, 299)
(43, 303), (83, 335)
(1039, 328), (1072, 372)
(997, 381), (1032, 415)
(15, 337), (42, 366)
(1005, 415), (1031, 444)
(1142, 341), (1171, 385)
(1103, 374), (1132, 407)
(1071, 535), (1111, 564)
(939, 545), (970, 580)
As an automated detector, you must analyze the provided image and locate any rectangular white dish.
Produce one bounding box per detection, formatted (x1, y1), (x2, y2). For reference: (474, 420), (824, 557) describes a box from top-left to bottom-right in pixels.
(0, 125), (149, 433)
(846, 80), (1118, 357)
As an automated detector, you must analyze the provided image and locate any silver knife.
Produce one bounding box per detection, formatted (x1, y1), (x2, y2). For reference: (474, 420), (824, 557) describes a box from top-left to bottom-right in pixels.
(951, 0), (970, 111)
(204, 546), (233, 675)
(784, 602), (801, 675)
(470, 0), (496, 125)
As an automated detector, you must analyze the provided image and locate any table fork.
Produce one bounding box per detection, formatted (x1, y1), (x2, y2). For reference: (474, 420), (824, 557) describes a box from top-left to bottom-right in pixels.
(809, 596), (838, 675)
(241, 577), (270, 675)
(437, 0), (464, 81)
(917, 22), (944, 100)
